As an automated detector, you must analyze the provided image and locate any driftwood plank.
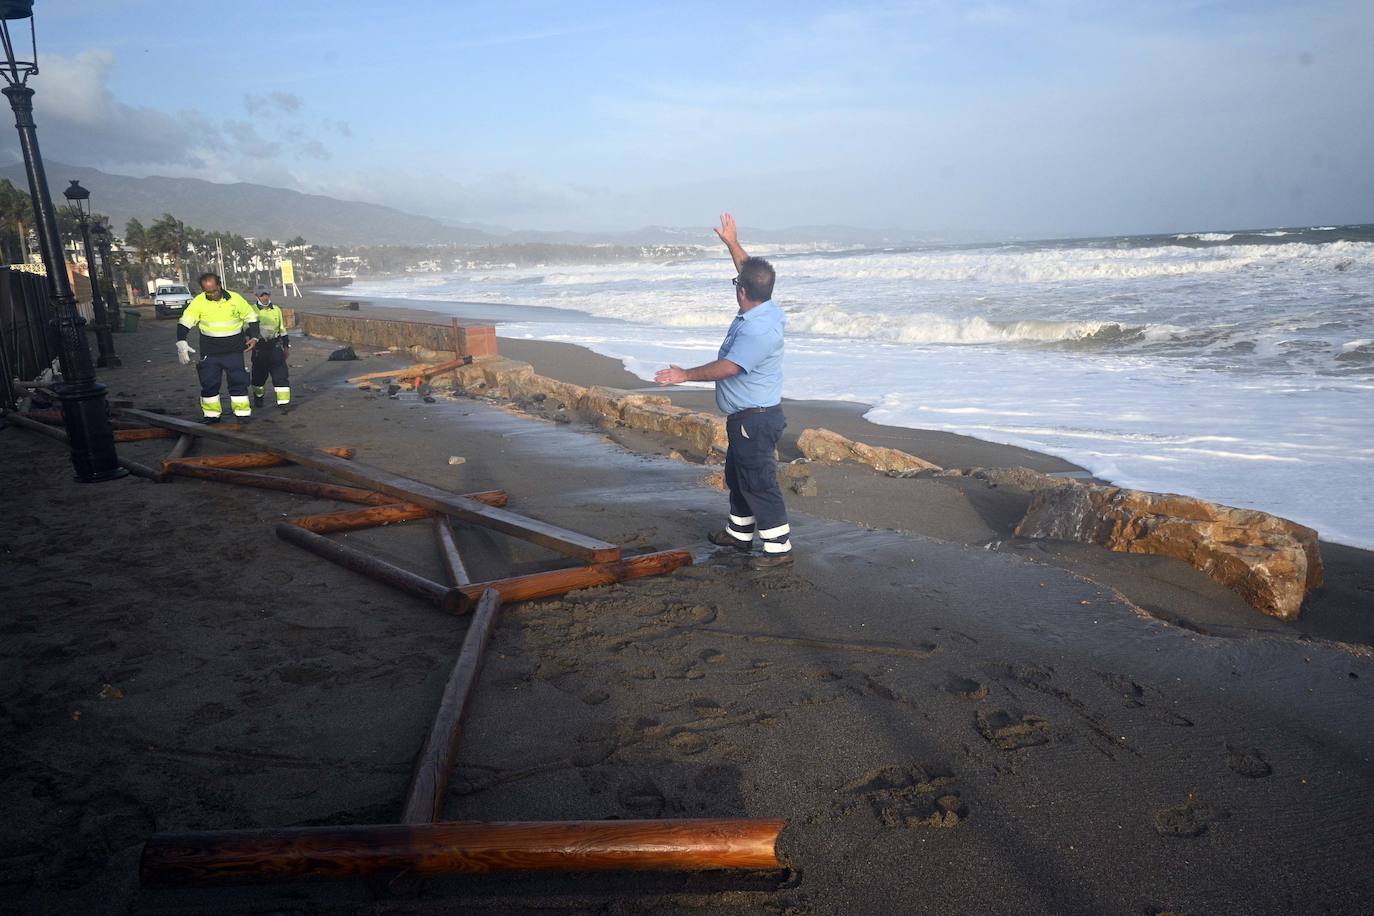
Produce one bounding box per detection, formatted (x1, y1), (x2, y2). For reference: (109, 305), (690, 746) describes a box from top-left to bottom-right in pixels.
(139, 818), (785, 885)
(121, 409), (620, 562)
(400, 588), (500, 824)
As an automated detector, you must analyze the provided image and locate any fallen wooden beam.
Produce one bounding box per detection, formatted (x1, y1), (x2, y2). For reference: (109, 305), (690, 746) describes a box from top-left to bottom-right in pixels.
(455, 550), (693, 610)
(2, 410), (159, 480)
(347, 355), (472, 385)
(288, 493), (508, 534)
(164, 446), (355, 471)
(401, 588), (501, 824)
(114, 427), (178, 442)
(275, 522), (460, 611)
(166, 434), (195, 462)
(434, 516), (472, 585)
(121, 409), (621, 562)
(163, 464), (397, 505)
(139, 818), (785, 885)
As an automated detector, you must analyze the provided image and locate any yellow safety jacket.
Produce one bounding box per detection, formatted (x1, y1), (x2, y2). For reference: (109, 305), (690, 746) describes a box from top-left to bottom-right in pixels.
(179, 290), (258, 356)
(253, 302), (288, 340)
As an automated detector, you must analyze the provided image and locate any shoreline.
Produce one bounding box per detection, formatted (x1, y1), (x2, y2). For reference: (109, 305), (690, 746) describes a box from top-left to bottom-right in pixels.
(296, 289), (1373, 647)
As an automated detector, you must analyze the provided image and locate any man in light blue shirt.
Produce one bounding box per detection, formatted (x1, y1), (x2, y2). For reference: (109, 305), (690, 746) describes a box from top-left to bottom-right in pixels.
(656, 213), (793, 569)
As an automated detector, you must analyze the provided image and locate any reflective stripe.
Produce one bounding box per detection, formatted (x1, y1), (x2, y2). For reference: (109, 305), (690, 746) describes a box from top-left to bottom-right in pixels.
(758, 523), (791, 540)
(275, 387), (291, 404)
(252, 385), (266, 396)
(725, 526), (754, 541)
(200, 397), (222, 417)
(230, 395), (251, 417)
(763, 540), (793, 553)
(729, 514), (755, 526)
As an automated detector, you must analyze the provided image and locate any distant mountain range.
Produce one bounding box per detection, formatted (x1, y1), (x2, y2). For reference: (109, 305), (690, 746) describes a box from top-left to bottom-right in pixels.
(0, 160), (940, 249)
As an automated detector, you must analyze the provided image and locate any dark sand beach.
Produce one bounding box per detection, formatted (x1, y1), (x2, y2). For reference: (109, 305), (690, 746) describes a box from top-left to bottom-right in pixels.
(2, 298), (1373, 915)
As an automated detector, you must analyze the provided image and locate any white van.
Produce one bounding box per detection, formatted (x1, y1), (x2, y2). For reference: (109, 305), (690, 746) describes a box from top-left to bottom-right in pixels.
(153, 284), (193, 319)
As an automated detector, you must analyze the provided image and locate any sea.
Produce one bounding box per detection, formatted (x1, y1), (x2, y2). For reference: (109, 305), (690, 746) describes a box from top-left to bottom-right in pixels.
(324, 225), (1374, 549)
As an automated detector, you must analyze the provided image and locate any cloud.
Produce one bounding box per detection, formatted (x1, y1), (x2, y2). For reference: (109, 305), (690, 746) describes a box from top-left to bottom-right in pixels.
(1, 49), (350, 193)
(243, 91), (304, 116)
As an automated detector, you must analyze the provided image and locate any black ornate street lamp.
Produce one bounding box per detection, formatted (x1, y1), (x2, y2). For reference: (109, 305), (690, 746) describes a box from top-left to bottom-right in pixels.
(91, 221), (122, 331)
(63, 179), (120, 367)
(1, 1), (125, 481)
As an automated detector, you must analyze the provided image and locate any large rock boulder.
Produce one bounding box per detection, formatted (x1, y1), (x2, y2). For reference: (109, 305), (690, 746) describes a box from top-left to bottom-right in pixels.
(1015, 484), (1323, 620)
(621, 403), (727, 456)
(798, 427), (941, 474)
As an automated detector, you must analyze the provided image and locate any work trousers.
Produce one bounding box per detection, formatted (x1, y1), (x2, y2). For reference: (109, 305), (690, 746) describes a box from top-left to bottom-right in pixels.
(251, 342), (291, 405)
(197, 352), (251, 418)
(723, 407), (792, 554)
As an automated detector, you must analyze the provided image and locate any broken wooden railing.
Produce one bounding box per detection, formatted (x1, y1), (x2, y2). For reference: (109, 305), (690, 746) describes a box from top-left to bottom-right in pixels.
(100, 408), (774, 887)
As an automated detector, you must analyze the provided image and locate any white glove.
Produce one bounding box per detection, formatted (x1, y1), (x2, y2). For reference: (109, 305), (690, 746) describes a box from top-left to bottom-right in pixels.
(176, 340), (195, 365)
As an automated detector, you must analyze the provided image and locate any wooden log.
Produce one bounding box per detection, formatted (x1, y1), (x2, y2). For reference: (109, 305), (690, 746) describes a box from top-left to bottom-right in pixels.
(287, 492), (508, 534)
(120, 409), (621, 562)
(454, 550), (692, 610)
(401, 588), (501, 824)
(347, 355), (471, 386)
(139, 818), (785, 885)
(113, 427), (178, 442)
(415, 355), (472, 379)
(3, 410), (159, 481)
(275, 522), (459, 611)
(165, 446), (355, 471)
(163, 464), (397, 505)
(434, 516), (472, 585)
(166, 434), (195, 462)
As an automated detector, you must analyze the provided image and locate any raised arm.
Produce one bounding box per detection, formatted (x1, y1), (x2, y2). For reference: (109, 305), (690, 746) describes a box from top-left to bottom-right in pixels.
(714, 212), (749, 272)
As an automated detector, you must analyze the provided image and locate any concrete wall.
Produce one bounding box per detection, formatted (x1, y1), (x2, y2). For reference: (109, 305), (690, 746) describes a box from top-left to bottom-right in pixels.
(285, 310), (497, 358)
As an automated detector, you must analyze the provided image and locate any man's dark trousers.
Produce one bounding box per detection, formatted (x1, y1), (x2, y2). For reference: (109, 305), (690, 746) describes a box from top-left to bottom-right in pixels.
(723, 407), (793, 555)
(197, 352), (250, 418)
(251, 341), (290, 403)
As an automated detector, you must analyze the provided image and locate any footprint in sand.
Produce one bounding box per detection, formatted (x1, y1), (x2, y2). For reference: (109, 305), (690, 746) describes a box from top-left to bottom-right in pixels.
(840, 762), (967, 829)
(943, 675), (989, 700)
(975, 709), (1052, 749)
(1153, 794), (1227, 837)
(1225, 744), (1272, 778)
(617, 777), (666, 817)
(668, 730), (708, 755)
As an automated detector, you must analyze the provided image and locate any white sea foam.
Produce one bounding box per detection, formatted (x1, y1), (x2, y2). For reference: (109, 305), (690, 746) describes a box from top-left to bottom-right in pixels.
(1175, 232), (1236, 241)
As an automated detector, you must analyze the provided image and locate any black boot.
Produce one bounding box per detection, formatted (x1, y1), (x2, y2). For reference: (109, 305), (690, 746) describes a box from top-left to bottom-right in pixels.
(707, 529), (753, 552)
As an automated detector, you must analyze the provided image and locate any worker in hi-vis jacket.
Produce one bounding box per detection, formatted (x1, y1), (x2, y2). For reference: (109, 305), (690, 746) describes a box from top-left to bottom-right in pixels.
(176, 272), (260, 423)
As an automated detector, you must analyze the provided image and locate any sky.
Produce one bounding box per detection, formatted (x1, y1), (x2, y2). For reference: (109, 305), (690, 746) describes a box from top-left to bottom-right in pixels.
(6, 0), (1373, 237)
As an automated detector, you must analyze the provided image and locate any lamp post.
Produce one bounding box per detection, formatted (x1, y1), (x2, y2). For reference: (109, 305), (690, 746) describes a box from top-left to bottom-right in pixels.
(1, 1), (125, 481)
(63, 179), (120, 367)
(91, 222), (122, 331)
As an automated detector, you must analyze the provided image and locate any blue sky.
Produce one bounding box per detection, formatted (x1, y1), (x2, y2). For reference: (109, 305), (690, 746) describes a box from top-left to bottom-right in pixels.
(12, 0), (1374, 236)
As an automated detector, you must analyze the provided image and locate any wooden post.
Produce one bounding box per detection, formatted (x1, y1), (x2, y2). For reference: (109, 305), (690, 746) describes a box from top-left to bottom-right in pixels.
(164, 446), (354, 471)
(434, 516), (472, 585)
(453, 550), (692, 610)
(166, 434), (195, 462)
(139, 818), (785, 885)
(163, 464), (397, 505)
(3, 409), (159, 480)
(400, 589), (500, 824)
(287, 493), (508, 535)
(451, 317), (462, 357)
(113, 428), (179, 442)
(120, 409), (621, 562)
(275, 522), (460, 611)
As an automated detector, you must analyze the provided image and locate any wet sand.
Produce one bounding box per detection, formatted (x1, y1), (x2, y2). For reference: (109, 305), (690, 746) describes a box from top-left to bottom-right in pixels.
(1, 304), (1372, 915)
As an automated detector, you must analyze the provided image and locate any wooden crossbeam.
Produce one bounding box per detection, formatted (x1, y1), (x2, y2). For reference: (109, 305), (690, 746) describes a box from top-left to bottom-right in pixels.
(139, 818), (785, 885)
(163, 446), (354, 471)
(455, 550), (693, 609)
(401, 588), (500, 824)
(163, 464), (397, 505)
(275, 522), (460, 611)
(287, 493), (508, 534)
(2, 409), (159, 480)
(122, 409), (620, 562)
(434, 516), (472, 585)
